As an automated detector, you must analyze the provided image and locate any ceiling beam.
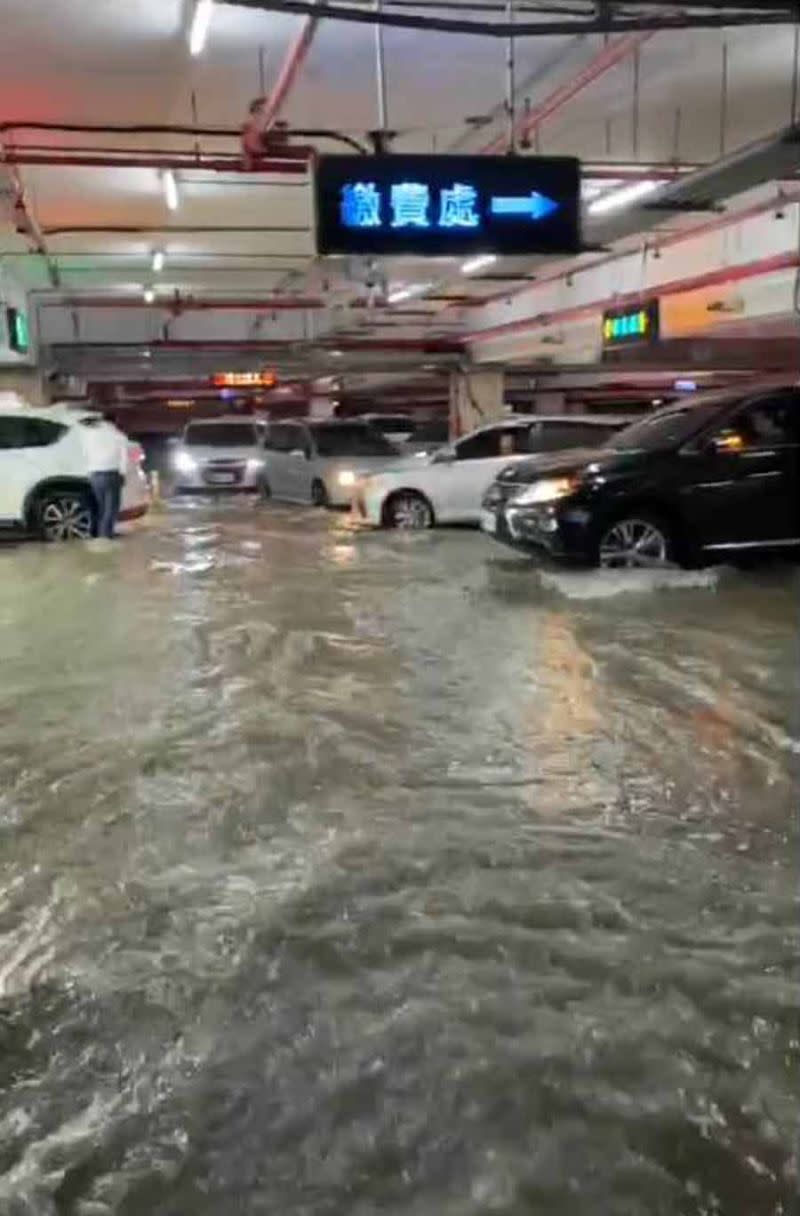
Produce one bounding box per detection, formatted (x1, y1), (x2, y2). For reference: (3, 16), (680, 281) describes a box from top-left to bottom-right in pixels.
(221, 0), (797, 38)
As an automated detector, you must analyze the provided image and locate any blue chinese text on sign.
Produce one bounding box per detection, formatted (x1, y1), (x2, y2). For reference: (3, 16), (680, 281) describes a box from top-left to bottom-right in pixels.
(390, 183), (431, 229)
(316, 154), (581, 257)
(439, 183), (480, 229)
(341, 182), (382, 229)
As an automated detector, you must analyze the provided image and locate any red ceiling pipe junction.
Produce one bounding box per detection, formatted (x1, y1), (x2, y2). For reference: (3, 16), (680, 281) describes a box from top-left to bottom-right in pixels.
(481, 31), (654, 154)
(469, 250), (800, 345)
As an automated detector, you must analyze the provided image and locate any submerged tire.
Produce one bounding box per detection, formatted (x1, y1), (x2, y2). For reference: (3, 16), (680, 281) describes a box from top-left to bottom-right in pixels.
(311, 479), (329, 508)
(597, 512), (675, 569)
(383, 491), (434, 530)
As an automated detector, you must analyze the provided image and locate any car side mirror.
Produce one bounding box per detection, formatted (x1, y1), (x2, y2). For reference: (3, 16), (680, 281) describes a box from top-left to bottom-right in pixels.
(289, 447), (306, 459)
(432, 447), (455, 464)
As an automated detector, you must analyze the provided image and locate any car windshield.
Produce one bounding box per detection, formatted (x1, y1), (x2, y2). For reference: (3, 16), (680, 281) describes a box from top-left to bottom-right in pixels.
(413, 419), (449, 444)
(310, 424), (399, 457)
(604, 396), (731, 452)
(368, 416), (415, 435)
(185, 423), (258, 447)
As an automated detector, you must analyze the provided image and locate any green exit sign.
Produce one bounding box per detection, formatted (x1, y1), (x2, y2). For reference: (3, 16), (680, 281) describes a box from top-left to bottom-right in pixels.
(602, 299), (659, 347)
(6, 307), (29, 354)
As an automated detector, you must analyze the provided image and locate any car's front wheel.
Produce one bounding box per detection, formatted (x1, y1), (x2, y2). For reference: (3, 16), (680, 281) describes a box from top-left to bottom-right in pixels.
(597, 513), (674, 569)
(32, 488), (96, 542)
(383, 490), (434, 530)
(311, 479), (329, 508)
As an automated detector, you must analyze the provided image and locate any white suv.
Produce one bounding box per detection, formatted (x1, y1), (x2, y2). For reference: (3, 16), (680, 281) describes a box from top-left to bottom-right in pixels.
(172, 417), (266, 491)
(0, 396), (150, 541)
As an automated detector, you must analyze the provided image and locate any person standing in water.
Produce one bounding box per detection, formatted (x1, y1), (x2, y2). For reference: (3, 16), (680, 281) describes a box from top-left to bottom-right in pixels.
(79, 416), (129, 539)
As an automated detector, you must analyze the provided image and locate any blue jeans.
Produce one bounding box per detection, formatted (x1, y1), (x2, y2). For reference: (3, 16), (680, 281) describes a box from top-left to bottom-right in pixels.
(91, 472), (123, 538)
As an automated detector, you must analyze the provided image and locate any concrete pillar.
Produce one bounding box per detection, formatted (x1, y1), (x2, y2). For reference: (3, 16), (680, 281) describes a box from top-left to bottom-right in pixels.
(448, 368), (504, 439)
(0, 366), (47, 405)
(533, 390), (567, 413)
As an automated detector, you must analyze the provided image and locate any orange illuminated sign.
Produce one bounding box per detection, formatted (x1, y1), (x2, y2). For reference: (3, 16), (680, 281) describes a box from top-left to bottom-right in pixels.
(211, 370), (277, 389)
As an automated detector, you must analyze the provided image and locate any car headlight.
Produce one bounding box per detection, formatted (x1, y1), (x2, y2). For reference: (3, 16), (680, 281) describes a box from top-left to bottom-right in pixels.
(511, 476), (577, 506)
(246, 457), (265, 471)
(338, 470), (357, 488)
(173, 450), (197, 474)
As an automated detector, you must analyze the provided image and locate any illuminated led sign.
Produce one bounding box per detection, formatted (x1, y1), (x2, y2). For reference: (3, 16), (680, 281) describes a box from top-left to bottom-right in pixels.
(211, 371), (276, 389)
(602, 299), (659, 347)
(315, 155), (581, 257)
(5, 306), (29, 354)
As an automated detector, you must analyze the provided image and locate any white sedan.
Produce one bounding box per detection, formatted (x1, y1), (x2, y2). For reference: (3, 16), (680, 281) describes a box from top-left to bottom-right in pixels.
(353, 414), (633, 529)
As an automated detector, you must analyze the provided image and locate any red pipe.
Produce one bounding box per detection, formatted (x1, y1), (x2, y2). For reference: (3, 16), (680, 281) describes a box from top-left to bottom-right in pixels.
(469, 250), (800, 344)
(41, 296), (324, 311)
(482, 31), (654, 155)
(261, 16), (321, 131)
(42, 296), (442, 314)
(1, 150), (310, 174)
(65, 337), (464, 352)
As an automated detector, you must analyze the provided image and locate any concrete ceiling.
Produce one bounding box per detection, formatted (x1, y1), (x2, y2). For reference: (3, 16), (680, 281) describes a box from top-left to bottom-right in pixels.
(1, 0), (799, 389)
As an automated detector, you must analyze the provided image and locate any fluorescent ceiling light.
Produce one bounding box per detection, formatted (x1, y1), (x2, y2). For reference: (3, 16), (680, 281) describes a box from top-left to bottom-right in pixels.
(163, 171), (179, 212)
(587, 179), (658, 216)
(152, 250), (165, 273)
(189, 0), (214, 56)
(143, 288), (155, 304)
(580, 180), (606, 201)
(461, 253), (497, 275)
(387, 282), (432, 304)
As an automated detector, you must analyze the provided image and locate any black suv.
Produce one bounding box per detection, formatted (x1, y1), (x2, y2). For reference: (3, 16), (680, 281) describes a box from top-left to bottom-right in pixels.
(481, 382), (800, 567)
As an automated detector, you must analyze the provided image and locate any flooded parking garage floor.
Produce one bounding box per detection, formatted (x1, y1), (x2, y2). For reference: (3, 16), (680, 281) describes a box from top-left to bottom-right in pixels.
(0, 499), (798, 1216)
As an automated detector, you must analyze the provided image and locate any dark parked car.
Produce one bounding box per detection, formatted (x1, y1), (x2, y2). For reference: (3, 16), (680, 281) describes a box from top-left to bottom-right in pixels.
(481, 382), (800, 568)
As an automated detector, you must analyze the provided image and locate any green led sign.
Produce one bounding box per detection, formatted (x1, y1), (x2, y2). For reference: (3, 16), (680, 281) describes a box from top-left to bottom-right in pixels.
(602, 299), (659, 347)
(6, 307), (29, 354)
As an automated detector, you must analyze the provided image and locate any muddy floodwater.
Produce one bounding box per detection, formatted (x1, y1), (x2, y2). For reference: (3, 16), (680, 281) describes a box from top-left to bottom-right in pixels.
(0, 499), (798, 1215)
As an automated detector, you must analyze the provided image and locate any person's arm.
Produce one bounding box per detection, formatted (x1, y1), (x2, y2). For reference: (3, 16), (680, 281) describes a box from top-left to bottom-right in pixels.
(118, 433), (129, 478)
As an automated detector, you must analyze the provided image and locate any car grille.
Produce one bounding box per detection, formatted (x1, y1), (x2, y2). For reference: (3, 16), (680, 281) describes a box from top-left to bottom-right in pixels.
(201, 460), (246, 486)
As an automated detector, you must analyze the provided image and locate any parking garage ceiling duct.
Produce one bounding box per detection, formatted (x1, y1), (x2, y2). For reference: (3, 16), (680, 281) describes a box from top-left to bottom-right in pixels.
(587, 121), (800, 249)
